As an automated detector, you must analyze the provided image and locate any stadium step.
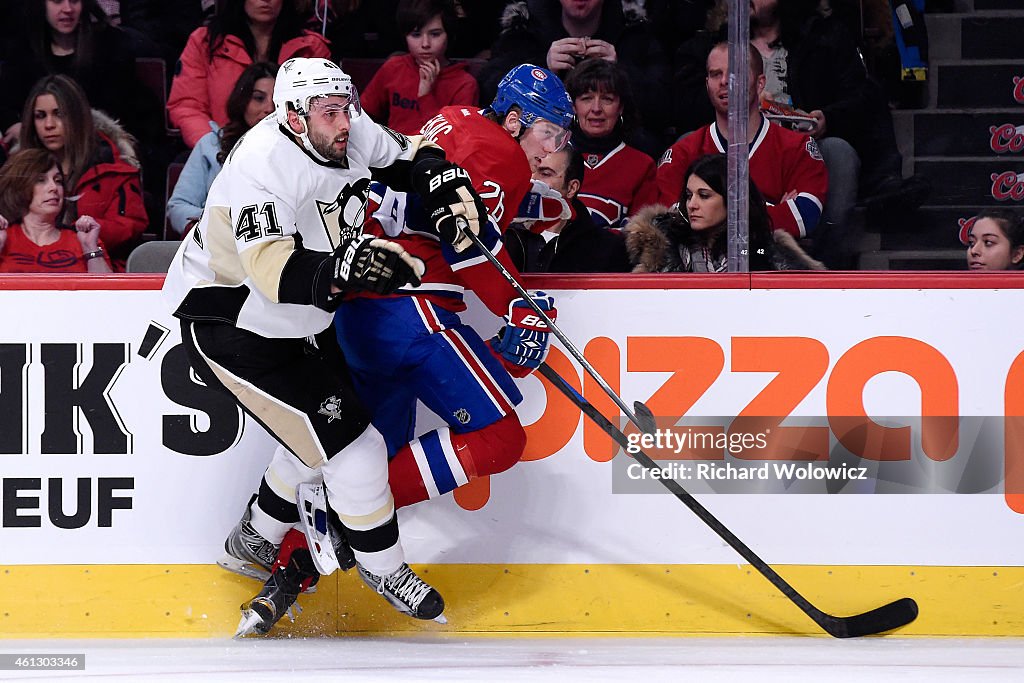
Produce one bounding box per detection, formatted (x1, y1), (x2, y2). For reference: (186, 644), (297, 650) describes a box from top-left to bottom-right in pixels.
(973, 0), (1021, 10)
(913, 158), (1024, 206)
(935, 62), (1024, 108)
(909, 110), (1024, 157)
(961, 16), (1024, 60)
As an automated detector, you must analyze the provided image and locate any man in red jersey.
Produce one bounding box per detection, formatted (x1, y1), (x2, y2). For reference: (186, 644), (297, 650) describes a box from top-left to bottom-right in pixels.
(656, 41), (828, 241)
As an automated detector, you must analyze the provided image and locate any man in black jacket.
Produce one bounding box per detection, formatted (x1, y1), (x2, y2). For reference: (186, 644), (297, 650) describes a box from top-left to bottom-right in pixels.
(480, 0), (671, 141)
(504, 144), (631, 273)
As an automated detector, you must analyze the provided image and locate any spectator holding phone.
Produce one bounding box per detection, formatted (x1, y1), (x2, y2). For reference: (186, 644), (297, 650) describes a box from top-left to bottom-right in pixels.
(479, 0), (671, 140)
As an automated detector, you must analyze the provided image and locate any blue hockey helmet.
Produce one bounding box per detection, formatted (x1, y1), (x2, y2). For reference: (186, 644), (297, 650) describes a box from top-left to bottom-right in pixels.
(489, 64), (574, 131)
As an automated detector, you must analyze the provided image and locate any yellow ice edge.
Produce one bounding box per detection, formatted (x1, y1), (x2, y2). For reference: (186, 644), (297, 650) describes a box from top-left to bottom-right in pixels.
(1, 564), (1021, 638)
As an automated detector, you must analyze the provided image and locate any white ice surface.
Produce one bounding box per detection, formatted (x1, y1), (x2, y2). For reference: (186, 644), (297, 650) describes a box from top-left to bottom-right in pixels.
(1, 637), (1023, 682)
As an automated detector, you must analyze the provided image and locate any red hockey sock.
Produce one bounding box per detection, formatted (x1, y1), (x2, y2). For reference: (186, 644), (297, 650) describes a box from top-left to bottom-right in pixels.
(389, 413), (526, 508)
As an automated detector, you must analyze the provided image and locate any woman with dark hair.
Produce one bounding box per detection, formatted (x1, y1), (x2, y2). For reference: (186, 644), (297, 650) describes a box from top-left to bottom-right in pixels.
(359, 0), (478, 134)
(625, 154), (824, 272)
(563, 57), (657, 229)
(167, 62), (278, 237)
(0, 148), (112, 273)
(168, 0), (330, 147)
(964, 209), (1024, 271)
(0, 0), (159, 148)
(17, 74), (148, 271)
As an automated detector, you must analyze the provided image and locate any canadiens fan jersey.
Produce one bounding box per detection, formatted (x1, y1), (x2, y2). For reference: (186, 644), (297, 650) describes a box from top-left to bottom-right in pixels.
(163, 112), (430, 338)
(655, 116), (828, 238)
(578, 142), (658, 228)
(364, 105), (533, 316)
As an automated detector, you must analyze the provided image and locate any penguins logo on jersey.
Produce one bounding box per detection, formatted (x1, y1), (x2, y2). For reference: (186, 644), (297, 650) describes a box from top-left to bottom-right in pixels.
(318, 395), (344, 423)
(316, 178), (371, 246)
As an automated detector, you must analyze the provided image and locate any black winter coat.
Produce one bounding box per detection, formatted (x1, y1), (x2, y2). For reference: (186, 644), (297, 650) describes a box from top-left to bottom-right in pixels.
(504, 198), (632, 273)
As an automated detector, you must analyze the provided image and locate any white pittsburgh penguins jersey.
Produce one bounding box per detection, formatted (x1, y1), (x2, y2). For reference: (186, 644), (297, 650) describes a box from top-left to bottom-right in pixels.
(163, 113), (425, 338)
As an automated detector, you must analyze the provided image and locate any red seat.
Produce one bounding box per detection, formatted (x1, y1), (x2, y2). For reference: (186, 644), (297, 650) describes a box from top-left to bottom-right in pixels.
(135, 57), (180, 137)
(339, 57), (387, 92)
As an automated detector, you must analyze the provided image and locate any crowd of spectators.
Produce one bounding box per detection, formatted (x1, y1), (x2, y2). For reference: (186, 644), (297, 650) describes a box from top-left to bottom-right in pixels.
(0, 0), (1018, 273)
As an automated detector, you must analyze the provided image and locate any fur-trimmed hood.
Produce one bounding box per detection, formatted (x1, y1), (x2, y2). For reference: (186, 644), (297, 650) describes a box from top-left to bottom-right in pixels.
(500, 0), (649, 33)
(91, 109), (141, 169)
(625, 205), (826, 272)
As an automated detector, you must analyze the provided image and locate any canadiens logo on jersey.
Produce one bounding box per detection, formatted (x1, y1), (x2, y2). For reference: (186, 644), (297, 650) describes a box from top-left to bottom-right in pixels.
(318, 396), (344, 423)
(316, 178), (371, 246)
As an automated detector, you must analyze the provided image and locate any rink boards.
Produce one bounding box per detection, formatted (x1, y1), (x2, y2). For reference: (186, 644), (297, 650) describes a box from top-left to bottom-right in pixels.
(1, 272), (1023, 638)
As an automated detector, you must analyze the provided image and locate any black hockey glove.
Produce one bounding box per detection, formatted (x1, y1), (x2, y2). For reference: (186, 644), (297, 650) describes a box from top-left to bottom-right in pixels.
(411, 157), (487, 253)
(331, 235), (425, 295)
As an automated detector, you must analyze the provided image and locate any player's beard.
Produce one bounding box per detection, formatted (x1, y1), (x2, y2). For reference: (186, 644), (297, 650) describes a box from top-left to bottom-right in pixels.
(308, 127), (349, 163)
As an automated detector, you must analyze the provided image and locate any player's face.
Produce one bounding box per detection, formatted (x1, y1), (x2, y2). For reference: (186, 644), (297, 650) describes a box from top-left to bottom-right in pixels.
(966, 218), (1024, 270)
(244, 77), (277, 128)
(46, 0), (82, 36)
(519, 119), (572, 172)
(706, 46), (761, 116)
(406, 15), (448, 64)
(684, 174), (726, 233)
(32, 94), (66, 155)
(531, 148), (571, 196)
(29, 164), (65, 219)
(245, 0), (283, 25)
(574, 88), (622, 138)
(305, 95), (353, 163)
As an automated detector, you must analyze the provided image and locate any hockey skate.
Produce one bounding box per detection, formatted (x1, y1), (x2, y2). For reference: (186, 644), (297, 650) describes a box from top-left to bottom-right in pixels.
(218, 506), (279, 582)
(357, 562), (446, 623)
(296, 482), (356, 574)
(235, 547), (318, 637)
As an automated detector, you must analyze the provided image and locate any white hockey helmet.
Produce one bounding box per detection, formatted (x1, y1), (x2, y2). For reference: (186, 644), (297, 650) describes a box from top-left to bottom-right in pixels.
(273, 58), (361, 125)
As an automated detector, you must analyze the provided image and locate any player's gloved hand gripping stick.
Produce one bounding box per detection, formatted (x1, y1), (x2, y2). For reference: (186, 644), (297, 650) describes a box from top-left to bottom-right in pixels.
(490, 293), (558, 378)
(454, 217), (657, 435)
(413, 158), (488, 253)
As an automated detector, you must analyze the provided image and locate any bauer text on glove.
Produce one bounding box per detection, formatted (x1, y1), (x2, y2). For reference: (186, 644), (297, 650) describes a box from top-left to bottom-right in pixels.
(488, 292), (557, 377)
(331, 235), (425, 295)
(411, 157), (487, 253)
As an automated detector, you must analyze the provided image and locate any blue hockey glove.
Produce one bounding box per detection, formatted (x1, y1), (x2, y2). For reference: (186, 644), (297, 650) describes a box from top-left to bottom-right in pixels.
(489, 292), (557, 377)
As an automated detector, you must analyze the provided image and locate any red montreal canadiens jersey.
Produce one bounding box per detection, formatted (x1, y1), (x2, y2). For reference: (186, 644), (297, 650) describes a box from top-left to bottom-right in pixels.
(578, 142), (658, 228)
(655, 116), (828, 238)
(365, 106), (532, 315)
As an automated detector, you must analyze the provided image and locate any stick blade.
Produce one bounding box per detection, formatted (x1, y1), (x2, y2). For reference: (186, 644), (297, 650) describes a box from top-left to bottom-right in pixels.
(633, 401), (658, 435)
(821, 597), (919, 638)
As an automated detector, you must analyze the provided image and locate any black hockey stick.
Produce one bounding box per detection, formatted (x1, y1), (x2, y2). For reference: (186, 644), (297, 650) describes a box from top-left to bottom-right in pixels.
(457, 220), (656, 434)
(537, 362), (919, 638)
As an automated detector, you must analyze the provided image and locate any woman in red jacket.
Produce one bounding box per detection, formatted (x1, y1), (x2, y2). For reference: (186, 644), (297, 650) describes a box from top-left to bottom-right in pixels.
(0, 148), (112, 274)
(168, 0), (331, 147)
(18, 74), (148, 271)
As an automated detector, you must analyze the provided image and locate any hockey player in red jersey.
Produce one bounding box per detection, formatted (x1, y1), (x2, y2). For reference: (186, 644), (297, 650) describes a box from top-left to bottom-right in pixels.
(342, 64), (575, 509)
(232, 64), (576, 635)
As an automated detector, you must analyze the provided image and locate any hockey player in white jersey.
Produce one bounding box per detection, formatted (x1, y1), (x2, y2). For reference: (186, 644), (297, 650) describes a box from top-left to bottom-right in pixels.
(162, 58), (488, 632)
